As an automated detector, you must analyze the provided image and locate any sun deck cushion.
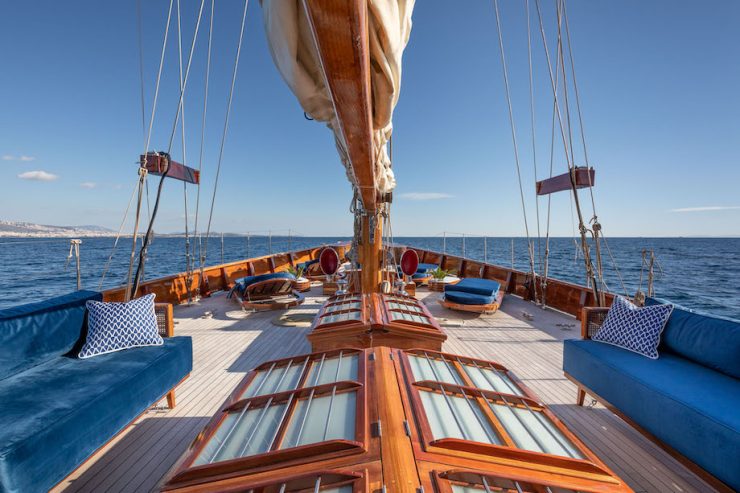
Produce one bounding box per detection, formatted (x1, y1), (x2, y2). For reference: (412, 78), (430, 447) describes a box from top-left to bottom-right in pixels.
(0, 290), (101, 380)
(445, 278), (500, 297)
(646, 297), (740, 379)
(0, 336), (192, 493)
(591, 296), (673, 359)
(79, 294), (163, 359)
(444, 290), (496, 306)
(564, 339), (740, 490)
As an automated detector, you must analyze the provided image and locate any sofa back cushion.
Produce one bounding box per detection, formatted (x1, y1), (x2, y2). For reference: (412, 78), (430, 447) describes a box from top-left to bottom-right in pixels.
(0, 290), (101, 380)
(647, 297), (740, 379)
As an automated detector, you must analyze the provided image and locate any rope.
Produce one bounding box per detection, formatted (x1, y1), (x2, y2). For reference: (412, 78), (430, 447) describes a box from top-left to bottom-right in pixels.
(131, 0), (207, 298)
(534, 0), (602, 305)
(526, 0), (543, 290)
(176, 0), (193, 302)
(200, 0), (250, 279)
(125, 0), (174, 299)
(99, 180), (140, 290)
(492, 0), (538, 301)
(136, 0), (152, 220)
(193, 0), (214, 297)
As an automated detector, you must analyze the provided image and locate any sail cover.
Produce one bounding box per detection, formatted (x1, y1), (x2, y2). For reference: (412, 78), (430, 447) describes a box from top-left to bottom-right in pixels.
(261, 0), (415, 196)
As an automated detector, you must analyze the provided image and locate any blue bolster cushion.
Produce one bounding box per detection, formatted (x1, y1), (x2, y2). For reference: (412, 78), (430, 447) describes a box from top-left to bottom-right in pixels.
(416, 263), (438, 274)
(646, 297), (740, 379)
(445, 291), (496, 306)
(445, 278), (501, 297)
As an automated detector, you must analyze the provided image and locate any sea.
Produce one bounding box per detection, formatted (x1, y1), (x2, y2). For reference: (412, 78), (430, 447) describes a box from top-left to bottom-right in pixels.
(1, 236), (738, 319)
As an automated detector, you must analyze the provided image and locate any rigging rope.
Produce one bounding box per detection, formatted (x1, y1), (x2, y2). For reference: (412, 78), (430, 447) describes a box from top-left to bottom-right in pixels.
(199, 0), (250, 291)
(526, 0), (543, 302)
(492, 0), (538, 302)
(193, 0), (215, 298)
(125, 0), (175, 300)
(176, 0), (193, 303)
(99, 180), (140, 290)
(534, 0), (603, 305)
(131, 0), (207, 298)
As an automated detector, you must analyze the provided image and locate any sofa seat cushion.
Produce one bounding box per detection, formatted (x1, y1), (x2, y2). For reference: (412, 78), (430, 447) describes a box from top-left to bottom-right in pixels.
(445, 278), (500, 297)
(564, 339), (740, 490)
(0, 336), (193, 493)
(647, 297), (740, 379)
(445, 290), (495, 306)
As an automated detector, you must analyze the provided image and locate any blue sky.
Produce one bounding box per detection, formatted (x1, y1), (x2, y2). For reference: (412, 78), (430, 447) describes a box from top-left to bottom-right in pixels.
(1, 1), (739, 237)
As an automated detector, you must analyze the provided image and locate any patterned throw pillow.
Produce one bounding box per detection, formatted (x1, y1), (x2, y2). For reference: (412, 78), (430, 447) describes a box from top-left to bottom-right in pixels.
(592, 296), (674, 359)
(79, 294), (163, 359)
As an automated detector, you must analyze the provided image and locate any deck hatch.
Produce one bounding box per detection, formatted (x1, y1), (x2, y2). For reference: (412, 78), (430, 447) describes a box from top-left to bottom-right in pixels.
(441, 470), (581, 492)
(402, 350), (585, 460)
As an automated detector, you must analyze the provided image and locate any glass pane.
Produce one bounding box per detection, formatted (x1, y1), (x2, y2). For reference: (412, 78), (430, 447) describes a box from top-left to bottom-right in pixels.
(193, 403), (286, 465)
(490, 403), (583, 458)
(281, 391), (356, 448)
(307, 354), (359, 386)
(461, 364), (524, 396)
(390, 311), (430, 324)
(408, 354), (463, 385)
(420, 391), (501, 445)
(387, 301), (423, 313)
(325, 301), (362, 313)
(324, 487), (352, 493)
(242, 363), (303, 398)
(318, 311), (361, 326)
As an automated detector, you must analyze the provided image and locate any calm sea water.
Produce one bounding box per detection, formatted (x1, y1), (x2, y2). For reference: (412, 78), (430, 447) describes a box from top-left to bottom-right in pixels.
(1, 236), (738, 319)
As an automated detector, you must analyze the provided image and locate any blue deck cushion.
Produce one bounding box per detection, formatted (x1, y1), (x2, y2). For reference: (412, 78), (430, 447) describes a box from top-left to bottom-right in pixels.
(0, 290), (101, 380)
(564, 339), (740, 490)
(444, 290), (496, 306)
(591, 296), (673, 359)
(646, 297), (740, 379)
(79, 294), (163, 359)
(416, 263), (438, 273)
(0, 336), (193, 493)
(445, 278), (501, 297)
(229, 272), (295, 298)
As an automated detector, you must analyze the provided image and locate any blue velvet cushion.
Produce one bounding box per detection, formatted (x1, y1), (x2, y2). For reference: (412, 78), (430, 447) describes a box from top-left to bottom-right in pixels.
(646, 297), (740, 379)
(445, 290), (495, 306)
(592, 296), (673, 359)
(445, 278), (501, 297)
(0, 290), (101, 380)
(564, 339), (740, 491)
(79, 294), (163, 359)
(0, 337), (192, 493)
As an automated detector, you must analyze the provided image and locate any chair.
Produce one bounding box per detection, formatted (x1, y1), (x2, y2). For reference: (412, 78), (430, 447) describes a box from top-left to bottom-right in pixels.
(439, 278), (505, 314)
(229, 272), (304, 311)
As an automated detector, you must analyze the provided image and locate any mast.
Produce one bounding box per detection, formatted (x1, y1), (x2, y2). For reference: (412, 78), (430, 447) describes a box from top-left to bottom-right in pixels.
(302, 0), (382, 293)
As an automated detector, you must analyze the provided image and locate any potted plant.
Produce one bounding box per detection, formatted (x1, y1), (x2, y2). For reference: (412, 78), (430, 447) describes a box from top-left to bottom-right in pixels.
(428, 267), (459, 292)
(287, 265), (311, 292)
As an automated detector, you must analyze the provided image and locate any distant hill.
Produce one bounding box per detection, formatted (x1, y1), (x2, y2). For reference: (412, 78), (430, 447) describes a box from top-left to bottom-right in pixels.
(0, 220), (116, 237)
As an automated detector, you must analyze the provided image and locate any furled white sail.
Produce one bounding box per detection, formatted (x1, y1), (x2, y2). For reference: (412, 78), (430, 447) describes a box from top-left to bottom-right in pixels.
(261, 0), (415, 196)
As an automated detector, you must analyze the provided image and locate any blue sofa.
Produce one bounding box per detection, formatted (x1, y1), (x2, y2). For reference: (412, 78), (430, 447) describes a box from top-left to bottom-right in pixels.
(444, 278), (501, 306)
(563, 298), (740, 491)
(0, 290), (193, 493)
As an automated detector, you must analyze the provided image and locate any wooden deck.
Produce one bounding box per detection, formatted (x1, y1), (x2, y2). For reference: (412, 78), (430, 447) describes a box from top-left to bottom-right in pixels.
(56, 286), (717, 493)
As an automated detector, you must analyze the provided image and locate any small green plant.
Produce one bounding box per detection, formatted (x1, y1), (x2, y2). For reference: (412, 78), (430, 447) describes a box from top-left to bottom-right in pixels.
(287, 265), (305, 279)
(431, 267), (454, 280)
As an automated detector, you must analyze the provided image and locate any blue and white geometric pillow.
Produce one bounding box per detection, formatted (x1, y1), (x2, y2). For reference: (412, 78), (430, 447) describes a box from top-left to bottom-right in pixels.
(592, 296), (674, 359)
(79, 294), (163, 359)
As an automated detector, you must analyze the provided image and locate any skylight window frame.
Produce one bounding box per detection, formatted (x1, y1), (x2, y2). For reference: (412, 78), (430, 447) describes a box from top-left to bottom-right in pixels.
(396, 350), (605, 472)
(169, 349), (370, 487)
(433, 469), (588, 493)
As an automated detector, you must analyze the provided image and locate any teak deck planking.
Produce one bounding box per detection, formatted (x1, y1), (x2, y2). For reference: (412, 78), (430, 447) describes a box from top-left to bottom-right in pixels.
(53, 284), (718, 492)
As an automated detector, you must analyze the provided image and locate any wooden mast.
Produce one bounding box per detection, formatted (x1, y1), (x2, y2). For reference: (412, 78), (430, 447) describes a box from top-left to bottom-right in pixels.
(302, 0), (382, 293)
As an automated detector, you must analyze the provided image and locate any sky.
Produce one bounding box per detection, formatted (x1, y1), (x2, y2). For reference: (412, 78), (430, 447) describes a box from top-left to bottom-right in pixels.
(1, 1), (739, 237)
